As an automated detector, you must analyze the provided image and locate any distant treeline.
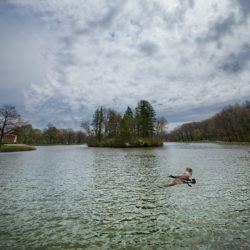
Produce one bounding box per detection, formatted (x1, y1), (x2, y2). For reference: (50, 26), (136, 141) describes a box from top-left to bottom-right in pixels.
(12, 123), (87, 145)
(2, 100), (249, 147)
(167, 101), (250, 142)
(82, 100), (167, 147)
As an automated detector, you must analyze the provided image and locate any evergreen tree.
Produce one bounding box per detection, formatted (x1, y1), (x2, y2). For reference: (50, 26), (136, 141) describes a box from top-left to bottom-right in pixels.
(120, 106), (134, 138)
(135, 100), (156, 138)
(92, 107), (104, 141)
(92, 108), (100, 140)
(98, 107), (104, 140)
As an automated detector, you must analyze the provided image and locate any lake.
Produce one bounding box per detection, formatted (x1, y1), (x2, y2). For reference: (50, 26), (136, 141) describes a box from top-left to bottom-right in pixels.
(0, 143), (249, 249)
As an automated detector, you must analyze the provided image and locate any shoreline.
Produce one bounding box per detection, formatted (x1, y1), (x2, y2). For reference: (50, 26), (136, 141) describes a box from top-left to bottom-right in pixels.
(87, 138), (164, 148)
(0, 144), (36, 152)
(166, 141), (250, 145)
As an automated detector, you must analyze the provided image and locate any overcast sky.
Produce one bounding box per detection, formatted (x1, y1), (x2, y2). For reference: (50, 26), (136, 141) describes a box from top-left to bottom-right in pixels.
(0, 0), (250, 130)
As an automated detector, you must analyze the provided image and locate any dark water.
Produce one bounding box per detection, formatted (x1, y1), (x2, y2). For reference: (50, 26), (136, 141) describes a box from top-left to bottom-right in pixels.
(0, 143), (249, 249)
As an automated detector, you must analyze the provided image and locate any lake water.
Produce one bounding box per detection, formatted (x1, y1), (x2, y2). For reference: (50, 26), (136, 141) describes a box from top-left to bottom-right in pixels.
(0, 143), (249, 249)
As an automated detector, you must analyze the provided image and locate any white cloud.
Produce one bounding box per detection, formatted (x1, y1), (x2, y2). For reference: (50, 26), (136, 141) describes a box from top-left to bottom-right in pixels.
(0, 0), (250, 128)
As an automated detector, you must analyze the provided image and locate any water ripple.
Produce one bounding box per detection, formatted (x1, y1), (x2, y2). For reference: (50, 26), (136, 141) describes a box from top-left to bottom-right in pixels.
(0, 144), (249, 249)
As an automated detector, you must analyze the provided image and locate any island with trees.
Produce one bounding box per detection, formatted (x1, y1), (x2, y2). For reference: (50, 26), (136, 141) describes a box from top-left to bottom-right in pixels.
(81, 100), (167, 147)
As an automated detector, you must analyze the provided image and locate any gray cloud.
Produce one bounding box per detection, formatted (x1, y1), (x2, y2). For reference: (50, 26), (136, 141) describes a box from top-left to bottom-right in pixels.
(56, 52), (79, 67)
(197, 14), (236, 44)
(188, 0), (195, 8)
(237, 0), (250, 18)
(220, 43), (250, 73)
(60, 35), (76, 50)
(88, 2), (123, 29)
(73, 1), (124, 37)
(138, 41), (159, 56)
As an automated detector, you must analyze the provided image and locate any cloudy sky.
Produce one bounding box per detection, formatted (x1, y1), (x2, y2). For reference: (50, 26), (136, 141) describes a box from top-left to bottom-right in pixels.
(0, 0), (250, 130)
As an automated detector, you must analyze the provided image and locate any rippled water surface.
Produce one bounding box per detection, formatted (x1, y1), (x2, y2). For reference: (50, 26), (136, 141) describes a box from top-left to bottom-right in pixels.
(0, 143), (249, 249)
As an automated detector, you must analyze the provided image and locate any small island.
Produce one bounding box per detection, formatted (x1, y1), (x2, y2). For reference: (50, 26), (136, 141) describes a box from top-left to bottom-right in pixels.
(82, 100), (167, 148)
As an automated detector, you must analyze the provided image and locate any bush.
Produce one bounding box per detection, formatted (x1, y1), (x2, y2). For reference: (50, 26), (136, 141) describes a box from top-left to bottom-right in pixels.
(2, 139), (9, 144)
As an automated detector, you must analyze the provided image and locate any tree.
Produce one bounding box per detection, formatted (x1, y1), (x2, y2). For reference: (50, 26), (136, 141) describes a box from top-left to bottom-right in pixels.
(193, 128), (202, 141)
(105, 109), (121, 138)
(81, 121), (91, 136)
(92, 108), (104, 141)
(98, 107), (104, 140)
(58, 129), (68, 144)
(167, 101), (250, 142)
(82, 100), (165, 147)
(67, 129), (76, 144)
(135, 100), (156, 138)
(14, 124), (32, 144)
(0, 105), (21, 150)
(30, 128), (43, 144)
(43, 123), (59, 144)
(76, 130), (87, 144)
(13, 124), (44, 144)
(120, 106), (134, 138)
(155, 117), (168, 139)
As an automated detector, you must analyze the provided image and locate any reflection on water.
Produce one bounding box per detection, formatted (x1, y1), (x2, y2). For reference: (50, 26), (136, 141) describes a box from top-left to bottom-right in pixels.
(0, 143), (249, 249)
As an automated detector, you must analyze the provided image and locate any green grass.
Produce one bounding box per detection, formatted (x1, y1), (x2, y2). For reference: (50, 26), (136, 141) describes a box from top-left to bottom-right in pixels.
(0, 145), (36, 152)
(29, 143), (82, 146)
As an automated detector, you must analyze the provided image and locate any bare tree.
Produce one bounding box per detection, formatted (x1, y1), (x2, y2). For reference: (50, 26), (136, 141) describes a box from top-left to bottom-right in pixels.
(81, 121), (92, 136)
(167, 101), (250, 142)
(155, 117), (168, 139)
(0, 105), (21, 150)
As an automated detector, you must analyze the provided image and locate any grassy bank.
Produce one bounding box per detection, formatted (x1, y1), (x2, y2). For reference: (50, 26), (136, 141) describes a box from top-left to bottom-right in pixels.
(0, 145), (36, 152)
(28, 143), (85, 146)
(167, 140), (250, 145)
(88, 137), (163, 148)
